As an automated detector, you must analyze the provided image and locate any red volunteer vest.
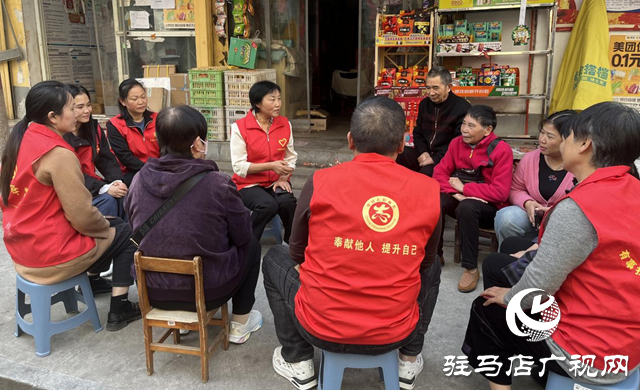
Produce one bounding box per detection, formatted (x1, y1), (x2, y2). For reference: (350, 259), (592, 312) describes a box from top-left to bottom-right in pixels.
(1, 123), (96, 268)
(75, 124), (103, 180)
(231, 111), (291, 191)
(295, 153), (441, 344)
(543, 166), (640, 370)
(108, 112), (159, 174)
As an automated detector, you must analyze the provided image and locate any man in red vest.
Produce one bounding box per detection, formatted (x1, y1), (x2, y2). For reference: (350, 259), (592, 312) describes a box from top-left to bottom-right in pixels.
(262, 97), (443, 390)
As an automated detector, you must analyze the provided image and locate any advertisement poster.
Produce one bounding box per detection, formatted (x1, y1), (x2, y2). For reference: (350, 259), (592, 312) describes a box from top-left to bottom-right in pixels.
(163, 0), (195, 29)
(558, 0), (640, 31)
(609, 34), (640, 111)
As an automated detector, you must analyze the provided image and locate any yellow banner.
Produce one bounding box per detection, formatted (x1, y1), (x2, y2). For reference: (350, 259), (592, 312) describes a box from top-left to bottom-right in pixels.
(550, 0), (613, 113)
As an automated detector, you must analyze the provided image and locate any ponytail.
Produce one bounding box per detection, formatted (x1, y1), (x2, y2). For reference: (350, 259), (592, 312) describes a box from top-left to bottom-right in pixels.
(1, 117), (29, 205)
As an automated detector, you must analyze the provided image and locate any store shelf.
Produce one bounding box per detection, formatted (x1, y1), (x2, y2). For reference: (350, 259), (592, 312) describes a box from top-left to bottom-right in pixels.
(376, 44), (431, 48)
(125, 31), (196, 37)
(437, 3), (555, 13)
(437, 49), (551, 57)
(463, 94), (547, 100)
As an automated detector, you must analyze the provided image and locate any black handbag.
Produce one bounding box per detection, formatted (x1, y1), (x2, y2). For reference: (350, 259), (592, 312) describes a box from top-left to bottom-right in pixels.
(451, 138), (503, 184)
(130, 171), (208, 248)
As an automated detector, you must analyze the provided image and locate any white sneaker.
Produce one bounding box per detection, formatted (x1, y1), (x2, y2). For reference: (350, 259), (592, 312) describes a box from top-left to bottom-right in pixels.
(229, 310), (262, 344)
(272, 347), (317, 390)
(398, 354), (424, 390)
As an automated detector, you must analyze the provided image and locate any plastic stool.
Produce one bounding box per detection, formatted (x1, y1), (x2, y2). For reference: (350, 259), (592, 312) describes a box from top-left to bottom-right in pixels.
(262, 215), (283, 244)
(546, 370), (640, 390)
(318, 350), (400, 390)
(15, 273), (103, 357)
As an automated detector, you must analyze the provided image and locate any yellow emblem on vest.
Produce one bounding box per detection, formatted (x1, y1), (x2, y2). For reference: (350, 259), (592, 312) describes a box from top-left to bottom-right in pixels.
(362, 196), (399, 233)
(278, 138), (287, 147)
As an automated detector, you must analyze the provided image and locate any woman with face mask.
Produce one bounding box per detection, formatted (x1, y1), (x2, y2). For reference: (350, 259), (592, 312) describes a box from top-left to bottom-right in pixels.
(125, 106), (263, 345)
(0, 81), (141, 331)
(106, 79), (159, 186)
(63, 85), (127, 221)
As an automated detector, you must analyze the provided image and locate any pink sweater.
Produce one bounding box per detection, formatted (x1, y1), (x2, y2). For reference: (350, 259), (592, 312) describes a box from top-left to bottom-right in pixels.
(510, 148), (575, 209)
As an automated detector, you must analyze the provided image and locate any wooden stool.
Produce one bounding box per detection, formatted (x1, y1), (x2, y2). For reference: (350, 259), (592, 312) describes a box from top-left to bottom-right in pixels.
(454, 223), (499, 264)
(134, 252), (230, 383)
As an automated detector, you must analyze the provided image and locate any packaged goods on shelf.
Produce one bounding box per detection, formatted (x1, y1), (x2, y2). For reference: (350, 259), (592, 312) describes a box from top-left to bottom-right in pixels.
(376, 10), (430, 46)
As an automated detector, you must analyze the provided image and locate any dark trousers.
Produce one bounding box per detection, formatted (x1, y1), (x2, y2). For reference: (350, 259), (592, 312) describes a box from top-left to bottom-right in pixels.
(240, 185), (297, 243)
(262, 245), (442, 363)
(395, 147), (436, 177)
(463, 297), (568, 385)
(482, 236), (537, 289)
(123, 171), (136, 188)
(92, 193), (127, 221)
(85, 217), (135, 288)
(149, 237), (262, 314)
(439, 193), (498, 270)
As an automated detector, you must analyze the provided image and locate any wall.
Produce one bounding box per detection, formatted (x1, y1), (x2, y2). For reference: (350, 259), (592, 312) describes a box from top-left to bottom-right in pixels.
(4, 0), (34, 118)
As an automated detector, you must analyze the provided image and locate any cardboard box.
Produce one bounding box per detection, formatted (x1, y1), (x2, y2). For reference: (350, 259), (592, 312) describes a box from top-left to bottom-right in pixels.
(146, 87), (167, 112)
(169, 73), (190, 106)
(91, 103), (104, 114)
(95, 96), (105, 105)
(95, 81), (115, 97)
(143, 65), (176, 78)
(309, 118), (327, 131)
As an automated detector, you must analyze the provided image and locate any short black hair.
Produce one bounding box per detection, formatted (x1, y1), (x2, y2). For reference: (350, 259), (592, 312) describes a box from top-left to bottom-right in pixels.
(466, 105), (497, 130)
(156, 106), (207, 159)
(350, 96), (405, 156)
(249, 81), (281, 113)
(117, 78), (148, 120)
(562, 102), (640, 168)
(540, 109), (576, 135)
(427, 66), (452, 86)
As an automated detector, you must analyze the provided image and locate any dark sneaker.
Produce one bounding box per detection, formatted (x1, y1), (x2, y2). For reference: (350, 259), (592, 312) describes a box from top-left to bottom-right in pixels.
(106, 301), (141, 331)
(90, 276), (112, 295)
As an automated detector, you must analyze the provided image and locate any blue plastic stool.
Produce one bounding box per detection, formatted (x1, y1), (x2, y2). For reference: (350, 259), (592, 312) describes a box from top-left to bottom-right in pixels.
(546, 370), (640, 390)
(318, 350), (400, 390)
(15, 273), (103, 357)
(262, 215), (283, 244)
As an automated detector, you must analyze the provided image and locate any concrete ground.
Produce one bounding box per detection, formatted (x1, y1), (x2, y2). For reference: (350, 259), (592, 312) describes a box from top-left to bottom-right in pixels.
(0, 228), (543, 390)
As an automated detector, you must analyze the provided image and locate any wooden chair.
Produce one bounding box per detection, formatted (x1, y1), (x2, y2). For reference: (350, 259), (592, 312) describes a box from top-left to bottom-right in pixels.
(134, 252), (230, 383)
(453, 223), (499, 264)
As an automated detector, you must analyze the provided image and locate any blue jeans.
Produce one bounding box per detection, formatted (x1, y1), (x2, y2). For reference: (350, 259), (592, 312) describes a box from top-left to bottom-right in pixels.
(494, 206), (536, 249)
(262, 245), (441, 363)
(92, 193), (127, 221)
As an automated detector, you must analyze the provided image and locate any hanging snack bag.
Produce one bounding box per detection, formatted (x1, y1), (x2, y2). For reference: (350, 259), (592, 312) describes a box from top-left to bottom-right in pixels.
(488, 21), (502, 42)
(396, 68), (413, 87)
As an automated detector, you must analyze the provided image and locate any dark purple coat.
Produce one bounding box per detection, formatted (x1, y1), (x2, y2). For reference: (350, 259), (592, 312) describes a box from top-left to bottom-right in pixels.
(125, 155), (252, 303)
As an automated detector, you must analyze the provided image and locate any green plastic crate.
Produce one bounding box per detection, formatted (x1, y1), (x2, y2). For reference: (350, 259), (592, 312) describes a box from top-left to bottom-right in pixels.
(188, 69), (224, 83)
(190, 80), (224, 91)
(190, 97), (225, 107)
(190, 89), (225, 99)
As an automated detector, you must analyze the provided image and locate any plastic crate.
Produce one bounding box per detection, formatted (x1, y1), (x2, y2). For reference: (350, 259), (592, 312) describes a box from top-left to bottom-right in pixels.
(190, 97), (225, 107)
(189, 80), (224, 91)
(224, 69), (277, 85)
(226, 106), (251, 122)
(224, 81), (254, 92)
(207, 129), (226, 142)
(188, 69), (224, 83)
(194, 107), (225, 120)
(225, 90), (250, 107)
(190, 89), (225, 100)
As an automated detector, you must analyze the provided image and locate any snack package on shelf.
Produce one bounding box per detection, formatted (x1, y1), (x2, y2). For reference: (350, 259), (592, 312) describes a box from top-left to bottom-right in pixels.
(396, 68), (413, 87)
(454, 20), (468, 35)
(383, 16), (398, 34)
(377, 68), (397, 88)
(412, 67), (429, 87)
(398, 18), (414, 36)
(488, 21), (503, 42)
(414, 10), (430, 34)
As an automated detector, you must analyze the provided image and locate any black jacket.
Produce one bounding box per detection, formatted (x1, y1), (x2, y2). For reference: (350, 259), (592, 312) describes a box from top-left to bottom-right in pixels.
(63, 120), (124, 197)
(414, 92), (471, 164)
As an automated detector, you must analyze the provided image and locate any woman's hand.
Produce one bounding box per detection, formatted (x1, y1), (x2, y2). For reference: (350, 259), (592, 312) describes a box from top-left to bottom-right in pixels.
(524, 200), (544, 226)
(107, 182), (128, 198)
(481, 287), (511, 307)
(273, 178), (292, 193)
(271, 160), (294, 176)
(449, 177), (465, 193)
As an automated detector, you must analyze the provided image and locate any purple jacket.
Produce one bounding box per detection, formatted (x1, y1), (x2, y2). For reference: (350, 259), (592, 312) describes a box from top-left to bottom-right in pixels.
(125, 155), (252, 303)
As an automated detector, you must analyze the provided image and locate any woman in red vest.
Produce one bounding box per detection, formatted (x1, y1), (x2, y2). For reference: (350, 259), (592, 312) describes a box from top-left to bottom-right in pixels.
(63, 85), (127, 220)
(106, 79), (159, 186)
(230, 81), (298, 243)
(463, 102), (640, 388)
(0, 81), (141, 331)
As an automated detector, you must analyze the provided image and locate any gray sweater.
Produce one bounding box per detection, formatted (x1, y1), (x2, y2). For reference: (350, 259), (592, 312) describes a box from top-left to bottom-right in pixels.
(504, 199), (637, 384)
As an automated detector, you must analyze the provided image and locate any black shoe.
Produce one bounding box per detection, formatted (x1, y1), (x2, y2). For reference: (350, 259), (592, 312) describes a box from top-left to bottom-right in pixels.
(90, 276), (113, 295)
(107, 301), (141, 331)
